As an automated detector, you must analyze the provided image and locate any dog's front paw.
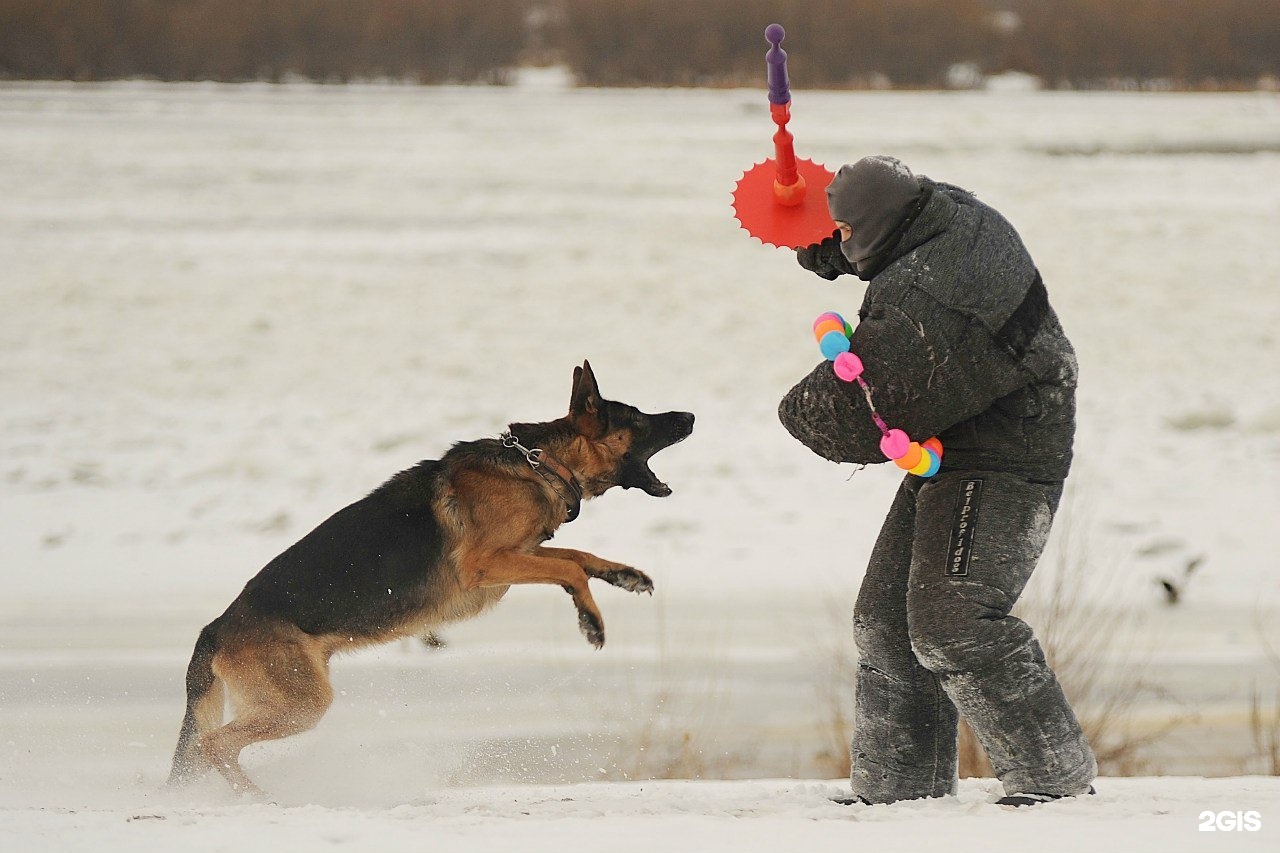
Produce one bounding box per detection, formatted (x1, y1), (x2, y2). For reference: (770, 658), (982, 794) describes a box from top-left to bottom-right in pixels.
(578, 610), (605, 649)
(599, 568), (654, 595)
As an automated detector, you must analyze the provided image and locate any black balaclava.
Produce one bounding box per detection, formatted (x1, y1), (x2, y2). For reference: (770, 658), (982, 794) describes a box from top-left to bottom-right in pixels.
(825, 155), (923, 274)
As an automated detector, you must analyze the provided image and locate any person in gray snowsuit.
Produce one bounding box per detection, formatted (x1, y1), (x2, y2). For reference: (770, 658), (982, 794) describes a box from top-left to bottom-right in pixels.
(778, 155), (1097, 806)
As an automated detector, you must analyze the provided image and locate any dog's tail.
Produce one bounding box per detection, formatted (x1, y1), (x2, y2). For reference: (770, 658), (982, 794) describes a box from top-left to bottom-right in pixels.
(166, 619), (225, 787)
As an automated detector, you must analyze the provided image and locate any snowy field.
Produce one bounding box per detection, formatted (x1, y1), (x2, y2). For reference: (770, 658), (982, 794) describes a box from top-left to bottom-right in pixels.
(2, 81), (1280, 849)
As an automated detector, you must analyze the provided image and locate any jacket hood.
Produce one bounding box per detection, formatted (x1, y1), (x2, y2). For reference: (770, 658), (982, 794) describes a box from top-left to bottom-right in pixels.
(825, 156), (925, 275)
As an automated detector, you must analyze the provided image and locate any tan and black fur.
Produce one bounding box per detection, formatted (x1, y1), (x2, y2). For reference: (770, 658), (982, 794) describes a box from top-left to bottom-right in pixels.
(167, 361), (693, 797)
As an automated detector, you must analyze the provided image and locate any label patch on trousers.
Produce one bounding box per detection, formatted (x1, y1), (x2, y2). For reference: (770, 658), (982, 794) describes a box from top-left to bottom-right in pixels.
(946, 478), (983, 577)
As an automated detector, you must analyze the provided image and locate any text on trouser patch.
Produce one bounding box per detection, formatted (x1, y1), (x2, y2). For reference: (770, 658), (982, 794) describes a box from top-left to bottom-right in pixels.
(947, 478), (983, 577)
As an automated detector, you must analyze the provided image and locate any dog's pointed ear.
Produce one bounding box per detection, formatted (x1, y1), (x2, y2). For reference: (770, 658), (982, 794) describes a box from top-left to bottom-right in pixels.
(570, 359), (600, 415)
(570, 360), (603, 436)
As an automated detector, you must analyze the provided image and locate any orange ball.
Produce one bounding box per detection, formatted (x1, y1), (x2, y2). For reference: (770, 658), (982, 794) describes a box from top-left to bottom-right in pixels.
(894, 443), (924, 470)
(813, 318), (846, 343)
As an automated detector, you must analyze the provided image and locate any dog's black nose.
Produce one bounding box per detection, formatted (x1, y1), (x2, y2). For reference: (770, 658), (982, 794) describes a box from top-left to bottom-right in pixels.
(674, 411), (695, 439)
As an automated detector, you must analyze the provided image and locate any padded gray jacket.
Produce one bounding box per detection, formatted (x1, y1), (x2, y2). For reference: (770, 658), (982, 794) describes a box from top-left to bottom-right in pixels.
(778, 179), (1078, 482)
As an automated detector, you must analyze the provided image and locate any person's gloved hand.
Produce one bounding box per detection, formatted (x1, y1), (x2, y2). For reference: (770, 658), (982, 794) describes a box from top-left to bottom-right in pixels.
(795, 230), (855, 280)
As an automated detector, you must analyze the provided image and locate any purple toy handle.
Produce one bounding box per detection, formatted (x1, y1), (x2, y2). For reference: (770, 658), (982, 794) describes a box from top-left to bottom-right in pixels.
(765, 23), (790, 105)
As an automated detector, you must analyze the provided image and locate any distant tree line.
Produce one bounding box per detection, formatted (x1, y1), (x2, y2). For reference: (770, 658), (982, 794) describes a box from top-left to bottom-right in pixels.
(0, 0), (529, 83)
(2, 0), (1277, 89)
(1000, 0), (1280, 88)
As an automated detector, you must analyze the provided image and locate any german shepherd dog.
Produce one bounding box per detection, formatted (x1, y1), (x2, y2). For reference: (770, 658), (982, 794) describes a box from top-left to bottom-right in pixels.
(167, 361), (693, 797)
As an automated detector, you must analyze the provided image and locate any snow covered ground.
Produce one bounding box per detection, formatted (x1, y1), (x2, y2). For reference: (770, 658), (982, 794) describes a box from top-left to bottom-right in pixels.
(5, 777), (1280, 853)
(2, 81), (1280, 849)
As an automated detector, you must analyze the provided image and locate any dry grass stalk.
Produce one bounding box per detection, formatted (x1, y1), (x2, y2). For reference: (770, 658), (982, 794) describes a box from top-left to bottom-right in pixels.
(1011, 492), (1183, 776)
(1250, 617), (1280, 775)
(1248, 682), (1280, 775)
(809, 598), (857, 779)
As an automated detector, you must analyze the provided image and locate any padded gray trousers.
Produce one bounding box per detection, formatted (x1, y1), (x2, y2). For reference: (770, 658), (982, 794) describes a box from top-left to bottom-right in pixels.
(849, 470), (1097, 803)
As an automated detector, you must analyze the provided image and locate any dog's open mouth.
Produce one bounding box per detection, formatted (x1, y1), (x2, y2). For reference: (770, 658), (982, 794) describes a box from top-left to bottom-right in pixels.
(623, 411), (694, 497)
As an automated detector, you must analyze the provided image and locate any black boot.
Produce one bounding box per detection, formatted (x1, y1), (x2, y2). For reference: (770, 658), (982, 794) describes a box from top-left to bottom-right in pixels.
(997, 785), (1095, 807)
(830, 794), (871, 806)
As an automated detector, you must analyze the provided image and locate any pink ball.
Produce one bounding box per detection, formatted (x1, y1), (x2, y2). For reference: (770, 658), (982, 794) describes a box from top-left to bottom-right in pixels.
(813, 311), (845, 333)
(833, 351), (864, 382)
(880, 429), (910, 460)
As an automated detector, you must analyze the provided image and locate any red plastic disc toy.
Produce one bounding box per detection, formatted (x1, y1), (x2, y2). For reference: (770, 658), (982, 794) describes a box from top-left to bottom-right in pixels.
(732, 24), (836, 249)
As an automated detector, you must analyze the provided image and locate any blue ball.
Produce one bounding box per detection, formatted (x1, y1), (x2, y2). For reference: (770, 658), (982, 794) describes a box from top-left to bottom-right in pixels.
(920, 449), (941, 478)
(819, 329), (851, 361)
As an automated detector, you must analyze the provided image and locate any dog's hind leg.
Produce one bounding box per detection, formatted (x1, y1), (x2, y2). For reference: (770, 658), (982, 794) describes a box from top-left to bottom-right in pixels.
(199, 632), (334, 799)
(167, 621), (227, 787)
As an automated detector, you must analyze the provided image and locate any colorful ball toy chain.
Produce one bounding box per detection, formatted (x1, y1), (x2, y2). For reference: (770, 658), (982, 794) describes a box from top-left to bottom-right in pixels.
(814, 312), (944, 478)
